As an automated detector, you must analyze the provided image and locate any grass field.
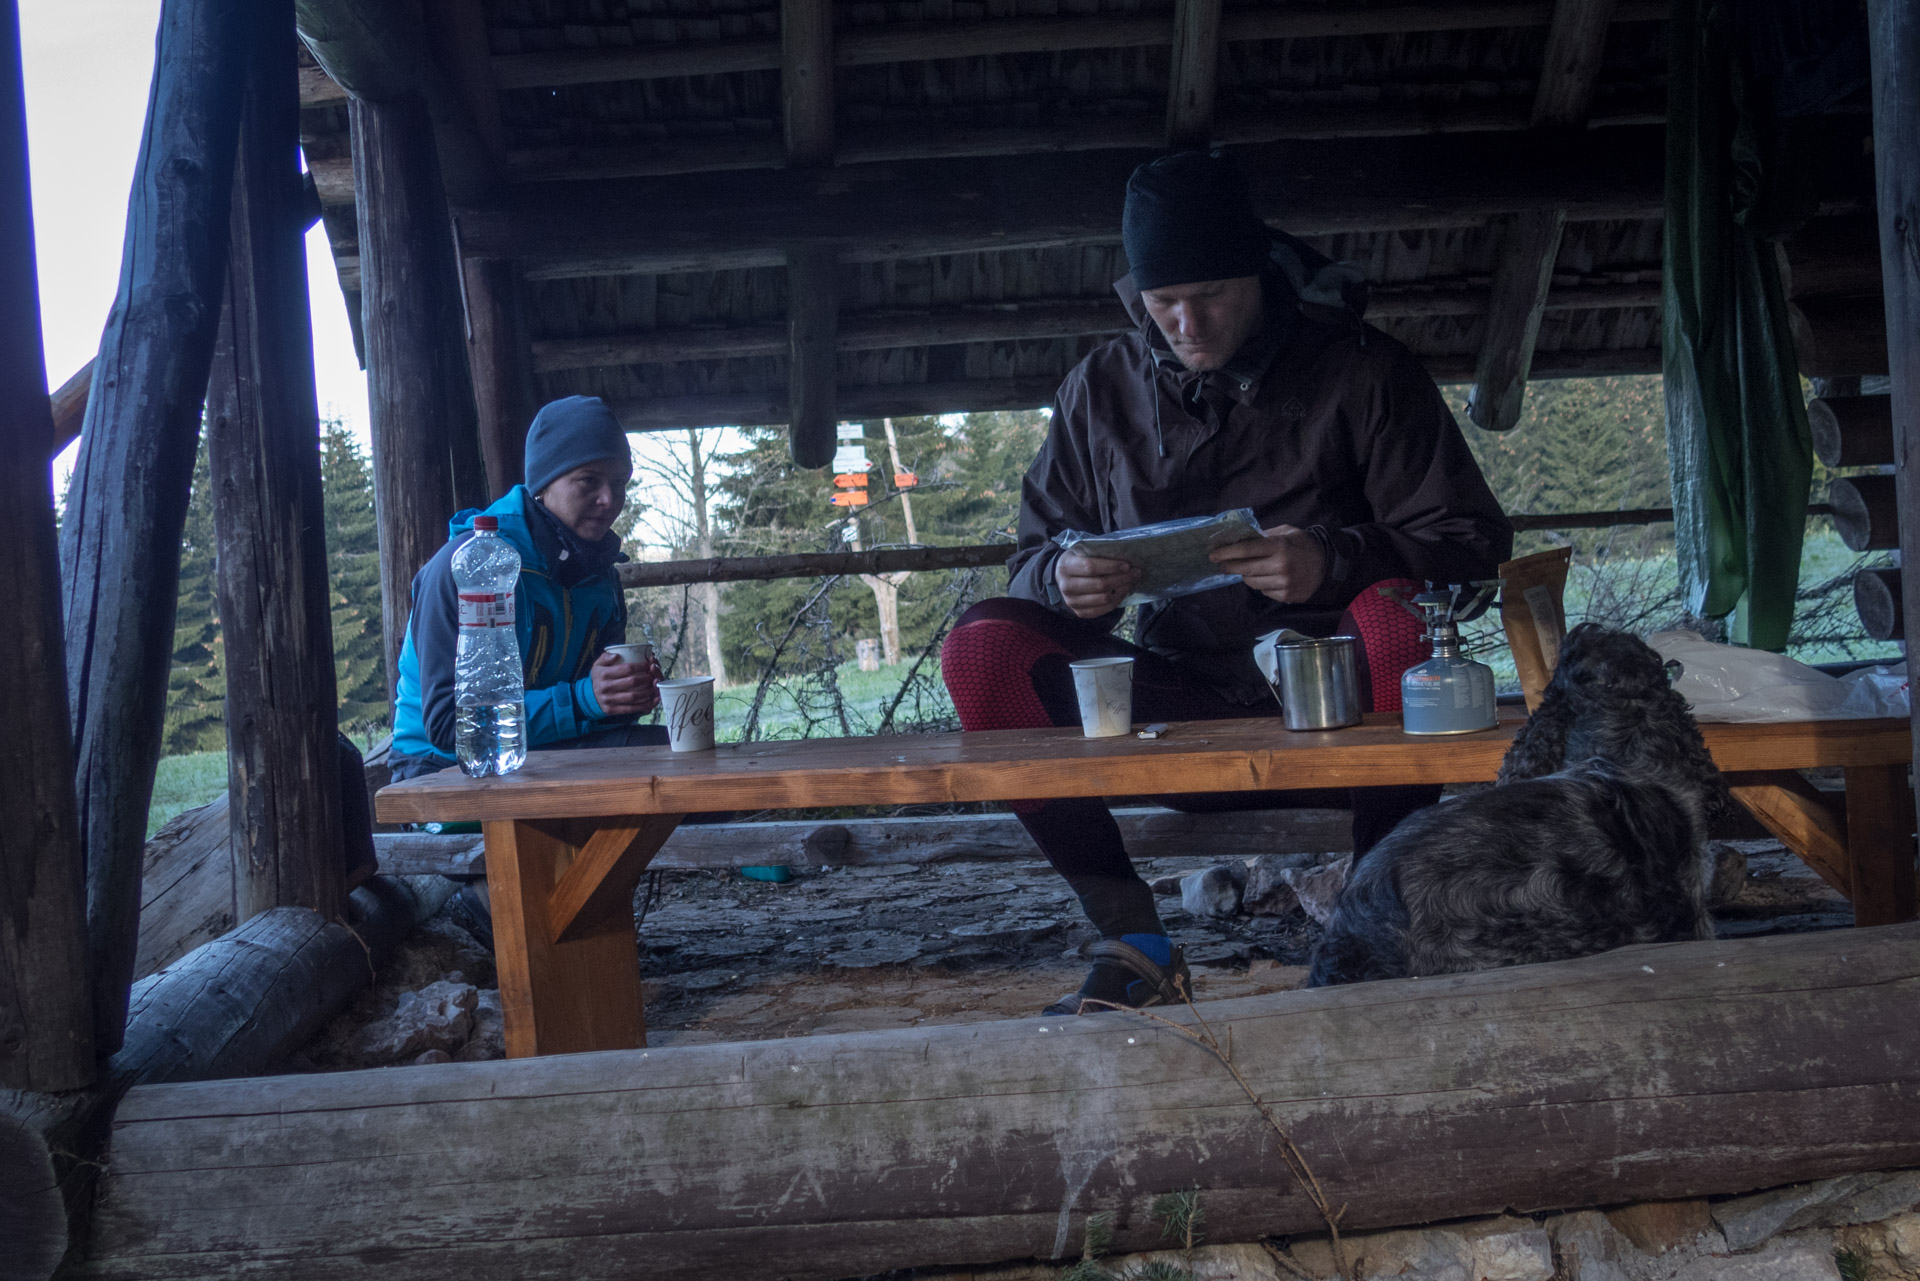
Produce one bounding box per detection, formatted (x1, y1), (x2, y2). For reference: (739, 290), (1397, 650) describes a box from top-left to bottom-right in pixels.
(149, 752), (226, 838)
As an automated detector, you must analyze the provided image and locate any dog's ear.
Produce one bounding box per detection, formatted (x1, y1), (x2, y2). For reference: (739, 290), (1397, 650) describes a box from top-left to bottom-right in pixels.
(1653, 684), (1737, 819)
(1498, 684), (1574, 783)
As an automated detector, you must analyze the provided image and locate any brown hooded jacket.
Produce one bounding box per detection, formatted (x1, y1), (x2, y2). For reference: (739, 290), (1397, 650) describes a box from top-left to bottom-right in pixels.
(1005, 243), (1514, 702)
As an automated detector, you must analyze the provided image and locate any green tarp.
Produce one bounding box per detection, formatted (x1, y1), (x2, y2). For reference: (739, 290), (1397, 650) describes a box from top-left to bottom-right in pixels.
(1662, 0), (1814, 651)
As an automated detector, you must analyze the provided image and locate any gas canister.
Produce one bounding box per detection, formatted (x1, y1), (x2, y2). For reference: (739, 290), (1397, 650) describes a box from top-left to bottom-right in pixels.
(1397, 582), (1501, 736)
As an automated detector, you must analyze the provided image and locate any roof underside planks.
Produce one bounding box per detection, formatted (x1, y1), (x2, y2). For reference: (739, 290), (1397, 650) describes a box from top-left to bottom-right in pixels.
(293, 0), (1879, 436)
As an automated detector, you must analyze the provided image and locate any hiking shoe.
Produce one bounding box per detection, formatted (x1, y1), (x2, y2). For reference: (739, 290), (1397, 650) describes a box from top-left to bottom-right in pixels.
(1043, 938), (1190, 1015)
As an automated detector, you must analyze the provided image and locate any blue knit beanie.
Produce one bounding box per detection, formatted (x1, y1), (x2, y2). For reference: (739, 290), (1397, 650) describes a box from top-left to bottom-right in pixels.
(524, 396), (631, 495)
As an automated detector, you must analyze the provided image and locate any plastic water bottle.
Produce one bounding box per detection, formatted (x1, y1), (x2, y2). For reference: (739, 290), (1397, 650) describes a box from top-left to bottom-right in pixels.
(453, 515), (527, 777)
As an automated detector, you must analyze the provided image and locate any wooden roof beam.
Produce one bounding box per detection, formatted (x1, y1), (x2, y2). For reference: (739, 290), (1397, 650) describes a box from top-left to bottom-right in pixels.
(785, 244), (839, 467)
(1166, 0), (1224, 148)
(529, 280), (1660, 373)
(459, 128), (1667, 280)
(294, 0), (497, 202)
(593, 346), (1661, 433)
(1466, 0), (1617, 431)
(781, 0), (834, 166)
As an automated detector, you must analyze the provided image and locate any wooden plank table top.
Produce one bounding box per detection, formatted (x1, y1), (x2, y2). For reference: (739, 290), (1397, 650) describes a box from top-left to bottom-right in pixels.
(373, 710), (1914, 825)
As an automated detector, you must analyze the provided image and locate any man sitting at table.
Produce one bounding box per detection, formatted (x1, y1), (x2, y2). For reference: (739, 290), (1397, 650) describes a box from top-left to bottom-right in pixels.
(388, 394), (664, 787)
(940, 150), (1512, 1015)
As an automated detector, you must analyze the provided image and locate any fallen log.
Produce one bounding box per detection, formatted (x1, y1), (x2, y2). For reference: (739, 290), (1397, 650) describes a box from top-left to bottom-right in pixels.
(67, 924), (1920, 1281)
(6, 875), (455, 1281)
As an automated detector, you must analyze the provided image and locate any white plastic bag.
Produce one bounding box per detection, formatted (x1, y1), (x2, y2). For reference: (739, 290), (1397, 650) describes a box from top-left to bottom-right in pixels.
(1649, 630), (1909, 722)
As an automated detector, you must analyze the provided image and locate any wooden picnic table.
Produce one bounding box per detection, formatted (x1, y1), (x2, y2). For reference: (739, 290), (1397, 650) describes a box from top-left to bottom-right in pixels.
(375, 710), (1916, 1058)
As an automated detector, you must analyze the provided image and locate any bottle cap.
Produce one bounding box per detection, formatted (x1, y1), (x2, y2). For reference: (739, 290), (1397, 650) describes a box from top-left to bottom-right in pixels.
(472, 516), (499, 531)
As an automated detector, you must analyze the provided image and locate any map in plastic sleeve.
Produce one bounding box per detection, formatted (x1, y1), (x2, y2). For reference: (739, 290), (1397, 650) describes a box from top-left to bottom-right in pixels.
(1055, 509), (1265, 605)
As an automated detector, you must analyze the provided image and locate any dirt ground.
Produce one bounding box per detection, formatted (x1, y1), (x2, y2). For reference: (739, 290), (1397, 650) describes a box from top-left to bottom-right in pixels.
(289, 829), (1851, 1071)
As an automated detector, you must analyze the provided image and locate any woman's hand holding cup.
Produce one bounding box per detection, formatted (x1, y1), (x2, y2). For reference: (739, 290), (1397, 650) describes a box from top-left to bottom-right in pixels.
(594, 644), (660, 715)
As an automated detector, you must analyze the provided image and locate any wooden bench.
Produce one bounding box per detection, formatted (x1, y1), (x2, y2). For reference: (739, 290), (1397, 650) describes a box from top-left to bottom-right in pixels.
(374, 710), (1916, 1058)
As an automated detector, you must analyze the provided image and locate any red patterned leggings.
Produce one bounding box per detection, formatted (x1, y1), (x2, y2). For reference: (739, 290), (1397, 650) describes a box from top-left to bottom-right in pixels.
(939, 588), (1438, 937)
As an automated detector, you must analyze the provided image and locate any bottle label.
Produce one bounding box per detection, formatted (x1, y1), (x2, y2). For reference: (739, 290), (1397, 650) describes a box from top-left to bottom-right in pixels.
(458, 592), (516, 628)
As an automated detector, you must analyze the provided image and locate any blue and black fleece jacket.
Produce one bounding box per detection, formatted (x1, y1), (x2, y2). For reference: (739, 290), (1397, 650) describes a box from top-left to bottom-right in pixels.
(390, 486), (635, 763)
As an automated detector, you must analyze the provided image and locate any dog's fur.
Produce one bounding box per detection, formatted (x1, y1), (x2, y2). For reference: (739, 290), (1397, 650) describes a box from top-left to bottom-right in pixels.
(1306, 624), (1733, 987)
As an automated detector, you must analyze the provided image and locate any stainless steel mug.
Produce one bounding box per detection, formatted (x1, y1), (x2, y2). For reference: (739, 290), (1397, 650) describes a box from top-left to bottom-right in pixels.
(1265, 635), (1363, 731)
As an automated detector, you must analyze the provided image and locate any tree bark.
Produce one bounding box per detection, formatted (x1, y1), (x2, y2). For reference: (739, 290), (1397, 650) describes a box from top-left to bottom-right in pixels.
(68, 926), (1920, 1281)
(57, 0), (252, 1057)
(351, 92), (466, 697)
(687, 430), (729, 686)
(0, 0), (92, 1092)
(206, 0), (347, 925)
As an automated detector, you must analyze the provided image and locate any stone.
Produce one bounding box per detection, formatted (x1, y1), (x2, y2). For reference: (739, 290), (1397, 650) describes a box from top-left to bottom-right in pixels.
(1547, 1209), (1639, 1281)
(1151, 873), (1185, 896)
(823, 931), (924, 967)
(1281, 855), (1352, 925)
(1108, 1242), (1288, 1280)
(1668, 1232), (1840, 1281)
(411, 1049), (451, 1066)
(349, 980), (479, 1064)
(1708, 841), (1750, 908)
(1836, 1212), (1920, 1281)
(1245, 852), (1320, 916)
(1284, 1216), (1551, 1281)
(1181, 862), (1248, 917)
(1606, 1199), (1716, 1255)
(453, 988), (504, 1062)
(1713, 1172), (1920, 1252)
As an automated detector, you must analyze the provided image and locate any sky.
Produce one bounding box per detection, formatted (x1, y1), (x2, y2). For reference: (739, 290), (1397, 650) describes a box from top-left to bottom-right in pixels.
(23, 0), (370, 494)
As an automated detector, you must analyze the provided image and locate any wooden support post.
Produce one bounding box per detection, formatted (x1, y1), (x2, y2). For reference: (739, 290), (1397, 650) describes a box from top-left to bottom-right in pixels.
(1465, 0), (1614, 431)
(0, 0), (92, 1093)
(1466, 208), (1566, 431)
(459, 256), (539, 493)
(205, 0), (348, 925)
(781, 0), (834, 166)
(484, 818), (673, 1056)
(1869, 0), (1920, 858)
(785, 243), (838, 468)
(351, 92), (468, 695)
(58, 0), (251, 1055)
(46, 358), (89, 455)
(1165, 0), (1223, 148)
(1846, 763), (1917, 926)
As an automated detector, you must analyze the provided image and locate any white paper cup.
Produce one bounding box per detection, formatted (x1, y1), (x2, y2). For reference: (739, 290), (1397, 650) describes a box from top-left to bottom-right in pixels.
(658, 677), (717, 751)
(604, 641), (654, 667)
(1070, 657), (1134, 738)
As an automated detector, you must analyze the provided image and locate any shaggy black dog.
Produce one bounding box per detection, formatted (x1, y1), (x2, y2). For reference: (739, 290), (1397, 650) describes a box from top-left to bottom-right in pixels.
(1306, 623), (1732, 987)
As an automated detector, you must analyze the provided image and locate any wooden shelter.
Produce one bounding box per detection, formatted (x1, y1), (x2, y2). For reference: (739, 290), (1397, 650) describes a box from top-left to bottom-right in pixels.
(5, 0), (1920, 1275)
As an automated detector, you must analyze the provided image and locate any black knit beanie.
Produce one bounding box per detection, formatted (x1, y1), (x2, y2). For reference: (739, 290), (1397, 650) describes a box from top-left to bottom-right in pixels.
(523, 395), (631, 495)
(1122, 151), (1272, 291)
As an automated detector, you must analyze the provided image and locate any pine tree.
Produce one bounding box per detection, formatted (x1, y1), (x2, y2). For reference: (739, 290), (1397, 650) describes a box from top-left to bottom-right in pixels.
(321, 421), (389, 733)
(162, 426), (226, 753)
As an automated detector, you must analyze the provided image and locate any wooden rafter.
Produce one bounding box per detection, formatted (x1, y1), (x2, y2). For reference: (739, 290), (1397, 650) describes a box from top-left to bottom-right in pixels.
(1165, 0), (1223, 148)
(785, 243), (839, 467)
(781, 0), (834, 166)
(1466, 0), (1619, 431)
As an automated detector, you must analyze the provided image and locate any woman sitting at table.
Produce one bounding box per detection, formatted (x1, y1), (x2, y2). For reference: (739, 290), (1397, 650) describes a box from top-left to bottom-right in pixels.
(387, 395), (664, 786)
